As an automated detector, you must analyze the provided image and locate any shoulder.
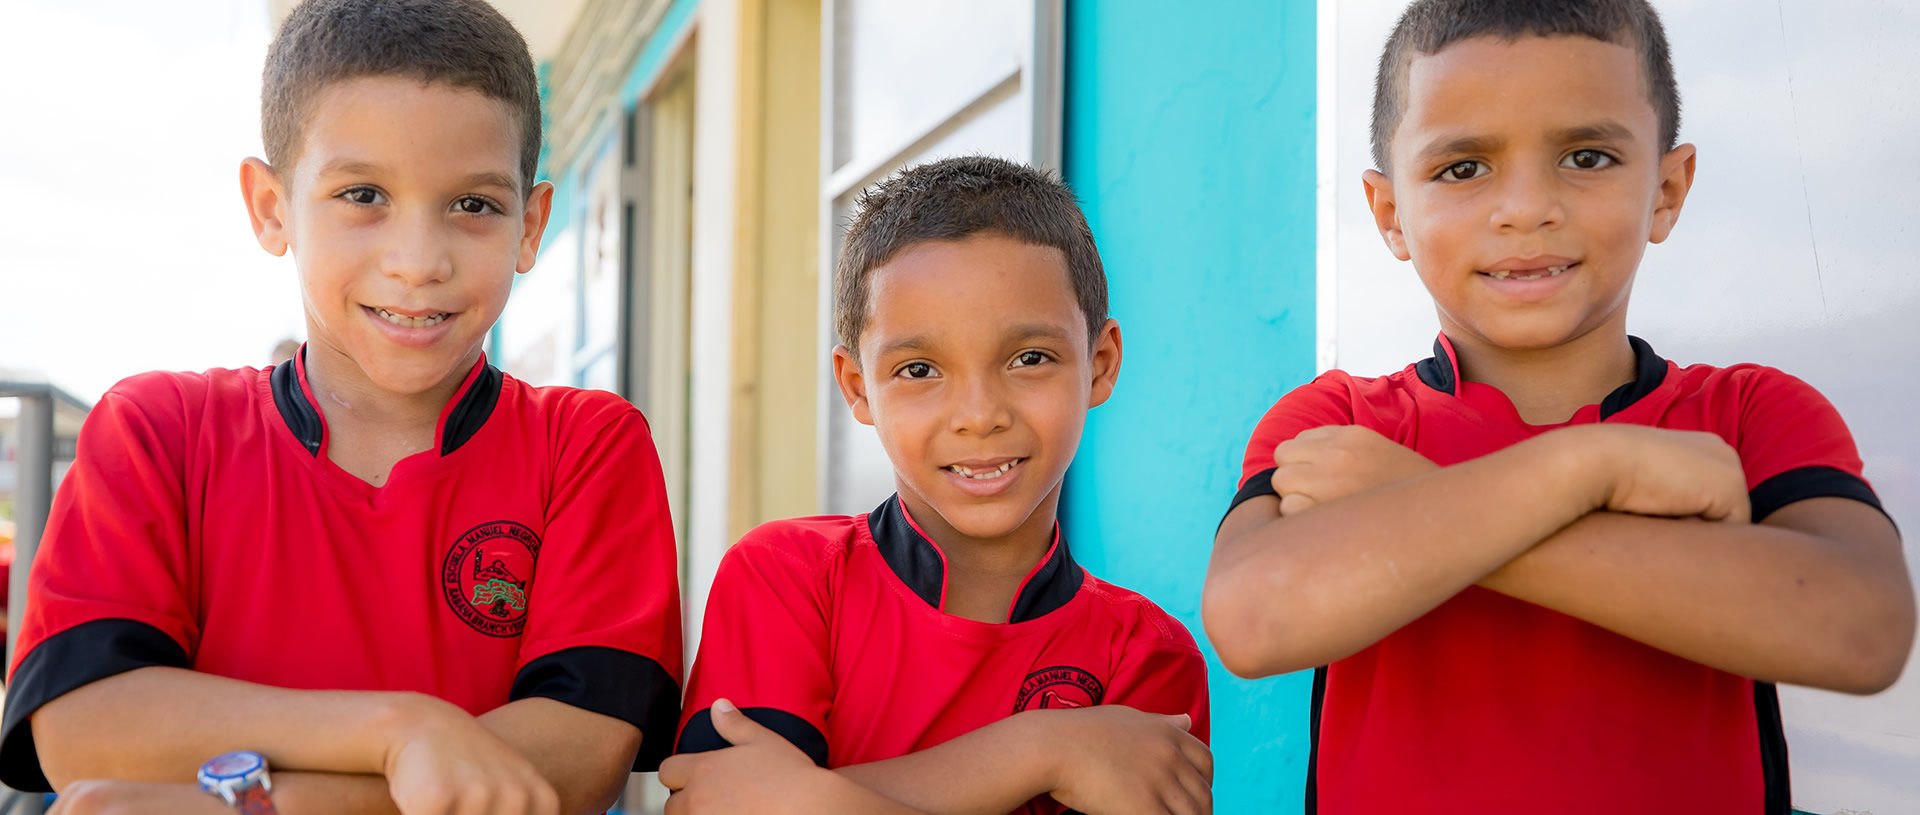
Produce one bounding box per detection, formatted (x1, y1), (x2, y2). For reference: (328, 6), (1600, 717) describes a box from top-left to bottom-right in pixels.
(92, 367), (268, 430)
(506, 379), (648, 432)
(1662, 360), (1842, 423)
(1079, 576), (1204, 656)
(725, 515), (862, 576)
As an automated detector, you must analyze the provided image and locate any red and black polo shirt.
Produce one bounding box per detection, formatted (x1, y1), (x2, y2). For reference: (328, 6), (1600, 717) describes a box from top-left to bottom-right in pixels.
(676, 495), (1209, 815)
(1228, 334), (1886, 815)
(1, 353), (684, 791)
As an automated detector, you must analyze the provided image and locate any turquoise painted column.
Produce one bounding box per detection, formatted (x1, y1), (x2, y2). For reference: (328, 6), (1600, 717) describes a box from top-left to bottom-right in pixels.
(1062, 2), (1319, 812)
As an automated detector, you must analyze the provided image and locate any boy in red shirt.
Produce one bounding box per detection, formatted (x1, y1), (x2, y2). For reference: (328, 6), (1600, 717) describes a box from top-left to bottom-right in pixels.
(2, 1), (682, 812)
(663, 157), (1212, 815)
(1205, 1), (1914, 813)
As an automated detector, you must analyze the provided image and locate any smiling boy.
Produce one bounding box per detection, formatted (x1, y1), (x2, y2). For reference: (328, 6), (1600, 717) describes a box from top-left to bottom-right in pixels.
(1, 1), (682, 813)
(1204, 1), (1914, 813)
(663, 157), (1211, 815)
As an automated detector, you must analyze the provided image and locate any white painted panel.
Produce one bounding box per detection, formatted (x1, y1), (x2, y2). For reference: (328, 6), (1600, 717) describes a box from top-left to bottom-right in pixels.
(1328, 2), (1920, 811)
(829, 0), (1025, 171)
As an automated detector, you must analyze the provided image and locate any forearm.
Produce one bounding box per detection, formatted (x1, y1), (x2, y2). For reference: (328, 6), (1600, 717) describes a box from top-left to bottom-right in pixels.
(834, 714), (1051, 815)
(478, 698), (639, 815)
(1205, 432), (1600, 677)
(34, 667), (424, 788)
(1480, 500), (1916, 692)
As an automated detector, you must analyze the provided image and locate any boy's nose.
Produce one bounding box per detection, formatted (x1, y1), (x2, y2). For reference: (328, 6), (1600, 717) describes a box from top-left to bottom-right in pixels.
(1489, 165), (1566, 233)
(380, 212), (456, 286)
(949, 377), (1014, 436)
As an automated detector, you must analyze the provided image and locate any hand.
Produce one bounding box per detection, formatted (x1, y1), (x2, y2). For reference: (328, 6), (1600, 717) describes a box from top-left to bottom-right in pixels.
(1040, 706), (1212, 815)
(49, 780), (229, 815)
(660, 700), (849, 815)
(1270, 426), (1438, 515)
(1565, 425), (1749, 522)
(381, 694), (559, 815)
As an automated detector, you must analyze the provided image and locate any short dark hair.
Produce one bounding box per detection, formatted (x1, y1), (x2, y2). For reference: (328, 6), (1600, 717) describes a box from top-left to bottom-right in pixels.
(1370, 0), (1680, 172)
(834, 156), (1108, 359)
(262, 0), (543, 192)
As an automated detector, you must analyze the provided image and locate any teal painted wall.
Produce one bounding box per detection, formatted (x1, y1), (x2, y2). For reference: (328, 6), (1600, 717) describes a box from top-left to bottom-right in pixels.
(1061, 2), (1319, 812)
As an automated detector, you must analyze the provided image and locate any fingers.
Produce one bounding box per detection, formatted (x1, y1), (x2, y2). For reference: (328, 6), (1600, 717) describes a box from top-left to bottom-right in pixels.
(1278, 492), (1316, 516)
(658, 754), (693, 791)
(709, 698), (774, 747)
(1162, 713), (1192, 732)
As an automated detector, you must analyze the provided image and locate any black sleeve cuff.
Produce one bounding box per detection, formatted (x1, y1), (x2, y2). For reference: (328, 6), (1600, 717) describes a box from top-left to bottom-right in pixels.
(675, 706), (829, 768)
(1, 618), (191, 792)
(1750, 465), (1890, 526)
(510, 646), (682, 772)
(1219, 466), (1280, 532)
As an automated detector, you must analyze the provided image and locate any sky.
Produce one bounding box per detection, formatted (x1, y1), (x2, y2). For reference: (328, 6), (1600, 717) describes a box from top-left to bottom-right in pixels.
(1, 0), (306, 402)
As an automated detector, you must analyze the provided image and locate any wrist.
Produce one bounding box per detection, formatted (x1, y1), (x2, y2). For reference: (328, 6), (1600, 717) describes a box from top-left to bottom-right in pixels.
(1530, 427), (1615, 518)
(366, 692), (451, 773)
(1005, 710), (1069, 797)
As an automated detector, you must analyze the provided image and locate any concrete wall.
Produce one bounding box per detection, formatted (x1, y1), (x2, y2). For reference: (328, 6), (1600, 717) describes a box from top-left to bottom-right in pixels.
(1061, 1), (1320, 812)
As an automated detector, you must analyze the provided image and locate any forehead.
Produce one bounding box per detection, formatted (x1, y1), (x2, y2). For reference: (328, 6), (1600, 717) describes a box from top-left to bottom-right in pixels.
(1396, 35), (1657, 158)
(295, 76), (521, 186)
(862, 234), (1081, 353)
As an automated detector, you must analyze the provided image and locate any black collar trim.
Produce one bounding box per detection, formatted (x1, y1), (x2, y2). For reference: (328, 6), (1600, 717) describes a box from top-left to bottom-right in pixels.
(866, 494), (1084, 624)
(268, 347), (504, 458)
(1597, 336), (1668, 419)
(441, 362), (503, 455)
(1413, 334), (1668, 418)
(270, 351), (325, 457)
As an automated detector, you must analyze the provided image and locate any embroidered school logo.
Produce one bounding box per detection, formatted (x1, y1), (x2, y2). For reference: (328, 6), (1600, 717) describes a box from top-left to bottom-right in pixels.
(1014, 666), (1105, 712)
(441, 521), (541, 637)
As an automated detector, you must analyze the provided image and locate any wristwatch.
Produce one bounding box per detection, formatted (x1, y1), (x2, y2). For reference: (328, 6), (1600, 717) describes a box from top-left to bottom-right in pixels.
(197, 751), (279, 814)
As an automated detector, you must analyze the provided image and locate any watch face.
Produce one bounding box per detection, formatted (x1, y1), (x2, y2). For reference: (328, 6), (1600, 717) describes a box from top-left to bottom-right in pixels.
(201, 751), (266, 782)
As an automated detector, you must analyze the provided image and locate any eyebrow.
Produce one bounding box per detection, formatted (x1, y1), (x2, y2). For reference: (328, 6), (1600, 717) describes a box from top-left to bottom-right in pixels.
(316, 160), (517, 192)
(1412, 135), (1505, 168)
(1550, 121), (1636, 145)
(873, 324), (1074, 358)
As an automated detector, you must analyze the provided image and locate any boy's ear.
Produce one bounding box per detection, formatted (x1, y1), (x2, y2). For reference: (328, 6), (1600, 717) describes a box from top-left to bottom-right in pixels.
(239, 158), (291, 257)
(1647, 143), (1697, 245)
(1362, 170), (1411, 261)
(1087, 319), (1122, 409)
(831, 345), (875, 426)
(518, 180), (555, 273)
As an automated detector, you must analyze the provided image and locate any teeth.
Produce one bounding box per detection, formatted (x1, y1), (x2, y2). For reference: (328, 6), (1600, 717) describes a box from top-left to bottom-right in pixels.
(949, 460), (1019, 480)
(375, 308), (449, 328)
(1488, 265), (1568, 281)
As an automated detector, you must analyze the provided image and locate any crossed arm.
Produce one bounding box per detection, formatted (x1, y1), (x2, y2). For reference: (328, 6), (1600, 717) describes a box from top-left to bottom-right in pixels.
(36, 667), (640, 815)
(660, 700), (1210, 815)
(1204, 424), (1915, 691)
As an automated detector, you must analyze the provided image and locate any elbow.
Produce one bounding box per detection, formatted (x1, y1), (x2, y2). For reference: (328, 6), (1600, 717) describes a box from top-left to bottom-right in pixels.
(1850, 603), (1916, 695)
(1202, 568), (1302, 680)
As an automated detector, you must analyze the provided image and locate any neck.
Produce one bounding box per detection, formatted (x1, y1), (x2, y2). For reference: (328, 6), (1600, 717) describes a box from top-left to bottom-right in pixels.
(897, 485), (1062, 624)
(1445, 325), (1637, 425)
(301, 341), (473, 435)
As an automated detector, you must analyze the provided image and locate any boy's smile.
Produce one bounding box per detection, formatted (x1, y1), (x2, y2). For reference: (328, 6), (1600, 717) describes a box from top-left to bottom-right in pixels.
(243, 76), (550, 400)
(1364, 34), (1694, 358)
(834, 233), (1120, 552)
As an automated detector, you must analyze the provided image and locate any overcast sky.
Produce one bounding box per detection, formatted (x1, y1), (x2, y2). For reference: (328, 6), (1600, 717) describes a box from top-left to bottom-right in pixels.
(1, 0), (305, 402)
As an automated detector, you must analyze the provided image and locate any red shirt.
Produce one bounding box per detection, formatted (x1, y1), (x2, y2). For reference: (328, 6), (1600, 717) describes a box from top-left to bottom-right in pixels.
(1230, 335), (1883, 815)
(1, 354), (684, 791)
(676, 495), (1209, 815)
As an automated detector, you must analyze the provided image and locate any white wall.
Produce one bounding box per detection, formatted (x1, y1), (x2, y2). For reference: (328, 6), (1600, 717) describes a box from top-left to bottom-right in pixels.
(1325, 2), (1920, 811)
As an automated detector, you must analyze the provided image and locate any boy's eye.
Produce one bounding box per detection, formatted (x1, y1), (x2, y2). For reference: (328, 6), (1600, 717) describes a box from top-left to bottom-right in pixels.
(341, 187), (384, 205)
(899, 362), (935, 379)
(1562, 150), (1616, 170)
(454, 196), (498, 215)
(1012, 350), (1050, 367)
(1440, 160), (1486, 181)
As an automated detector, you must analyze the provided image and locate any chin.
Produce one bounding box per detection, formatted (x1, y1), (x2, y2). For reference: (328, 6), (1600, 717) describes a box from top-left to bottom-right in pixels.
(927, 496), (1042, 540)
